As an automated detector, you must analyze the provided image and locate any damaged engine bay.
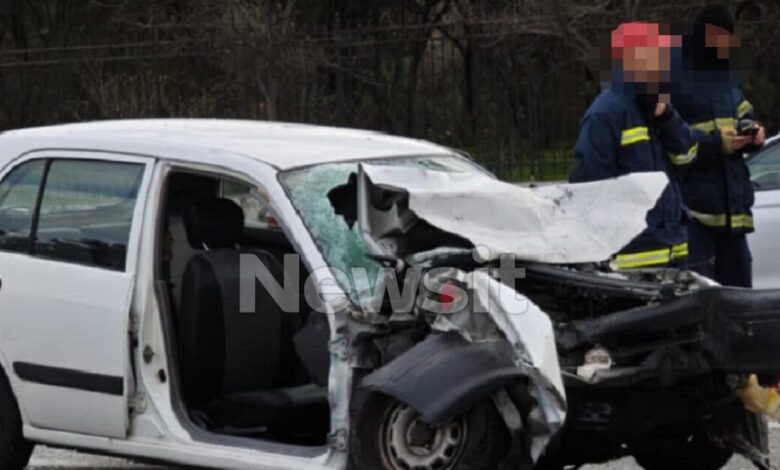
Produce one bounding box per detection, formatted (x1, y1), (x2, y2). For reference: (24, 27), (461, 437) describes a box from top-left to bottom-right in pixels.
(281, 157), (780, 469)
(517, 263), (779, 469)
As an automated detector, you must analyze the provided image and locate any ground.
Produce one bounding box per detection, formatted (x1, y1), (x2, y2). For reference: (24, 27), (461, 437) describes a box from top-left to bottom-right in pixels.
(28, 424), (780, 469)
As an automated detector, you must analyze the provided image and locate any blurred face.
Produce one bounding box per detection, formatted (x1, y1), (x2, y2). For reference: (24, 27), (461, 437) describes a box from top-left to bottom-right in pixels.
(704, 23), (738, 60)
(611, 23), (678, 89)
(622, 44), (671, 84)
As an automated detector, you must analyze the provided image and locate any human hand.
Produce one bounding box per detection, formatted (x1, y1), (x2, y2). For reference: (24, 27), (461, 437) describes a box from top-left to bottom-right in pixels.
(755, 125), (766, 146)
(721, 128), (752, 154)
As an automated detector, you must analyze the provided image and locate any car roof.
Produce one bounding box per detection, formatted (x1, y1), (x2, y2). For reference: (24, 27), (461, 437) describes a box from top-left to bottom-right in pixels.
(0, 119), (454, 170)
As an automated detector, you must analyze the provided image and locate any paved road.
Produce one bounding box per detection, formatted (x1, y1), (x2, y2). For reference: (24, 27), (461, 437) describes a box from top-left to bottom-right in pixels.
(28, 426), (780, 469)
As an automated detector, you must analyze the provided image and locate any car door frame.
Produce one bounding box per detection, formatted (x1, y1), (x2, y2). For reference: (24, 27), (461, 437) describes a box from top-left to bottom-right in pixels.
(129, 157), (347, 466)
(0, 149), (154, 438)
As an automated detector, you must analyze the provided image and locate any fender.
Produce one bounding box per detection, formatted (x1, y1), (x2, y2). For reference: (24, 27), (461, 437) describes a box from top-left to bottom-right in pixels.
(360, 332), (525, 425)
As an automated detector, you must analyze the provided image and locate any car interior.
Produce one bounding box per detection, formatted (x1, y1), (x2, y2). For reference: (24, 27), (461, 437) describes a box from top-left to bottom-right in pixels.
(157, 170), (331, 446)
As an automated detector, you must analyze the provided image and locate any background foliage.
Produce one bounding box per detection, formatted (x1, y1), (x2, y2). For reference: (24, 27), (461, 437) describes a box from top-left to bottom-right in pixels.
(1, 0), (777, 180)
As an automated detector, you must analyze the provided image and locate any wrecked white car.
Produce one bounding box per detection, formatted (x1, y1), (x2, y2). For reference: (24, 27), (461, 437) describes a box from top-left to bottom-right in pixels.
(0, 119), (775, 470)
(0, 119), (566, 470)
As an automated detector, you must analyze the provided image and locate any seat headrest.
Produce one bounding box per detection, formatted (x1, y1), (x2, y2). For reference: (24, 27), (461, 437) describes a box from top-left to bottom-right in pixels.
(183, 198), (244, 249)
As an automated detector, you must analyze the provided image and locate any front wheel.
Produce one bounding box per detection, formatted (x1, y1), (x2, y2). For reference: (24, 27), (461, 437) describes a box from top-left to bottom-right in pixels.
(0, 369), (34, 470)
(632, 430), (733, 470)
(349, 391), (509, 470)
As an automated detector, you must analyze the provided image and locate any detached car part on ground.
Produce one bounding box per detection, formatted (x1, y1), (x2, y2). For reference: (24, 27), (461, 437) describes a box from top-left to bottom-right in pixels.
(327, 163), (780, 470)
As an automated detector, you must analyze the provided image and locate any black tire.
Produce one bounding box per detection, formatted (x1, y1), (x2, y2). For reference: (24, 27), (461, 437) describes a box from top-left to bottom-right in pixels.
(349, 391), (508, 470)
(0, 368), (33, 470)
(632, 430), (732, 470)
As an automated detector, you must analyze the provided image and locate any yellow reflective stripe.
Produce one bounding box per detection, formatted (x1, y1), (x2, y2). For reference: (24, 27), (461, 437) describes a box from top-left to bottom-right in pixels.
(621, 126), (650, 146)
(737, 100), (754, 118)
(690, 210), (728, 227)
(691, 117), (737, 133)
(614, 242), (689, 270)
(731, 214), (754, 229)
(671, 242), (689, 259)
(690, 210), (754, 229)
(669, 143), (698, 165)
(614, 247), (672, 269)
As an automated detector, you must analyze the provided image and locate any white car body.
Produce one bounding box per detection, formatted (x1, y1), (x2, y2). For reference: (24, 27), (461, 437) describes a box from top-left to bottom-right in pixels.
(0, 120), (575, 469)
(748, 134), (780, 288)
(0, 120), (464, 469)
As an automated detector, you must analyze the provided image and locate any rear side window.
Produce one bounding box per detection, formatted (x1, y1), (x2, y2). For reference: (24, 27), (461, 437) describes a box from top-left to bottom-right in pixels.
(0, 160), (46, 253)
(221, 180), (279, 230)
(34, 160), (144, 270)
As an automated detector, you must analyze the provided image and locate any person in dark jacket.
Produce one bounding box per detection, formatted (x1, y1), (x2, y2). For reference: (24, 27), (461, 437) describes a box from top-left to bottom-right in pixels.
(672, 4), (766, 287)
(571, 22), (698, 270)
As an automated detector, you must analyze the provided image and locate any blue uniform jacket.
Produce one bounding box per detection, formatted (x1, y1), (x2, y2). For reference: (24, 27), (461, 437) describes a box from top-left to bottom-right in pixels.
(570, 89), (698, 269)
(672, 88), (756, 234)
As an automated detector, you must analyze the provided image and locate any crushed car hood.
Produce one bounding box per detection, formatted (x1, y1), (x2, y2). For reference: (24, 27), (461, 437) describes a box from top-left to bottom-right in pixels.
(354, 164), (668, 264)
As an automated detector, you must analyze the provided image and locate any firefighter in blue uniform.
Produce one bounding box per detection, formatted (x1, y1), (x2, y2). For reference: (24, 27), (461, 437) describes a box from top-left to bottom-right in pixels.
(672, 4), (766, 287)
(571, 22), (698, 270)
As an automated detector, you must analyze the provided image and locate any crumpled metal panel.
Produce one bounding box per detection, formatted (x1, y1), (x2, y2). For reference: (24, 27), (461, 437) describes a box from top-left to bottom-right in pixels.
(451, 269), (566, 460)
(361, 164), (668, 264)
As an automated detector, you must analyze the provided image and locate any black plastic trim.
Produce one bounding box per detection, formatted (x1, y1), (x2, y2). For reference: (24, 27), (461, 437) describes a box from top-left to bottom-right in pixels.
(13, 362), (124, 396)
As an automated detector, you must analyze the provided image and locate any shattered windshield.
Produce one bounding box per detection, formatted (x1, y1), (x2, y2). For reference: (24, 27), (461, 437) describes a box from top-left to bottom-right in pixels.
(280, 155), (487, 302)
